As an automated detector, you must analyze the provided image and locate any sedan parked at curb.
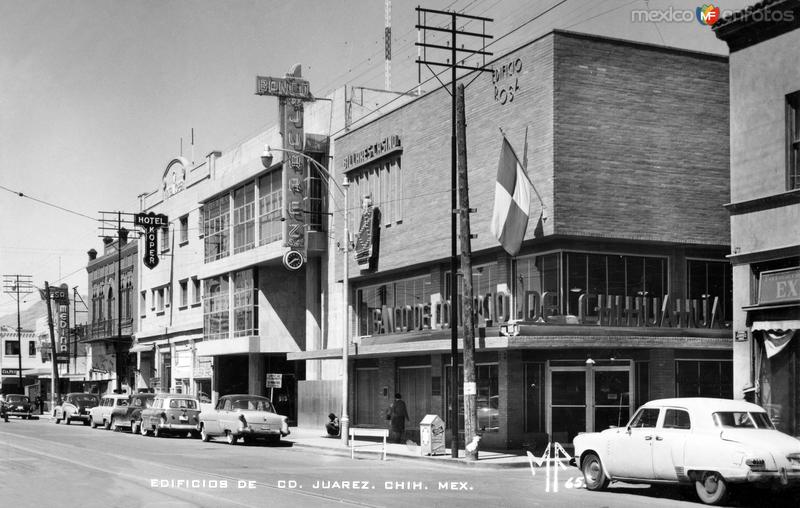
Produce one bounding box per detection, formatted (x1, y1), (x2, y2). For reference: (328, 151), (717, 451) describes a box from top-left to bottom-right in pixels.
(54, 393), (99, 425)
(573, 397), (800, 506)
(2, 394), (33, 419)
(89, 394), (130, 429)
(108, 393), (155, 433)
(199, 394), (290, 445)
(139, 394), (200, 438)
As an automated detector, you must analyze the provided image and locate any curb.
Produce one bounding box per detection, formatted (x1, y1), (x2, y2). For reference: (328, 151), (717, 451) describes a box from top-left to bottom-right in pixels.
(288, 440), (531, 469)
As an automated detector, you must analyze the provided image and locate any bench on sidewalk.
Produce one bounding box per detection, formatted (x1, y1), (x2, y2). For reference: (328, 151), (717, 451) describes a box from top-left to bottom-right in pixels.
(349, 427), (388, 461)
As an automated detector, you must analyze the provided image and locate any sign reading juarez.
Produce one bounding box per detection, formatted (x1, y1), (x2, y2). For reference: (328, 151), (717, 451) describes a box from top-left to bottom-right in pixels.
(135, 212), (169, 269)
(255, 66), (315, 254)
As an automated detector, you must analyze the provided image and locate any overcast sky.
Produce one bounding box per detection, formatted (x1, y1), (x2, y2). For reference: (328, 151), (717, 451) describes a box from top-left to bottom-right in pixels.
(0, 0), (752, 317)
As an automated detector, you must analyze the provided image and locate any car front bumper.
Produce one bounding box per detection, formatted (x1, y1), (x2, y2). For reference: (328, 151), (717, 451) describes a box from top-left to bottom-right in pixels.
(69, 413), (92, 422)
(8, 409), (31, 417)
(158, 423), (200, 432)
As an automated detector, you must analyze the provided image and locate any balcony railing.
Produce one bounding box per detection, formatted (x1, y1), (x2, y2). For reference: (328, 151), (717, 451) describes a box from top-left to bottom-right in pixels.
(87, 318), (134, 341)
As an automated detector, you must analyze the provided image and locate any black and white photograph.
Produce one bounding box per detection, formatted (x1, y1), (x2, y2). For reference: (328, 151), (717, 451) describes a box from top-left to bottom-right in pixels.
(1, 1), (800, 506)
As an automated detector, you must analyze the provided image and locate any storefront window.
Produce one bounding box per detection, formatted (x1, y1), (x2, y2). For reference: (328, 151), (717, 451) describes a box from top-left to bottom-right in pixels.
(203, 194), (230, 262)
(444, 363), (499, 434)
(258, 170), (282, 245)
(357, 276), (430, 335)
(203, 275), (229, 341)
(233, 269), (257, 337)
(517, 253), (561, 318)
(233, 183), (255, 254)
(675, 360), (732, 398)
(687, 259), (732, 324)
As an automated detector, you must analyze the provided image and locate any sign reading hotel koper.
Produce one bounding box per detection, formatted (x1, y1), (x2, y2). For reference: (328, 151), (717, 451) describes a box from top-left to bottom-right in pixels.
(759, 268), (800, 305)
(255, 76), (314, 101)
(135, 212), (169, 269)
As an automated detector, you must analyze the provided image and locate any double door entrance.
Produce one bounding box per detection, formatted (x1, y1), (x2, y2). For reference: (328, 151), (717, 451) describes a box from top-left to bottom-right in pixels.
(546, 362), (633, 445)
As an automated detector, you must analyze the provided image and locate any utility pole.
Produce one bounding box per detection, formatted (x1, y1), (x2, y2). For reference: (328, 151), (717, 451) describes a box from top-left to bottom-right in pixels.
(456, 83), (479, 460)
(3, 274), (33, 393)
(416, 5), (492, 459)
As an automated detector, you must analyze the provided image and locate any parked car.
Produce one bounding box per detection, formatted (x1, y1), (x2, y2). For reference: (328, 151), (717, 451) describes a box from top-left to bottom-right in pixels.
(198, 394), (290, 445)
(2, 394), (32, 419)
(108, 392), (155, 433)
(573, 397), (800, 505)
(54, 393), (99, 425)
(89, 394), (130, 429)
(139, 393), (201, 438)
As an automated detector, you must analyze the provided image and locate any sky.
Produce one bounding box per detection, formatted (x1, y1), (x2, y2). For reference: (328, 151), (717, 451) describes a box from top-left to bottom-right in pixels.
(0, 0), (753, 317)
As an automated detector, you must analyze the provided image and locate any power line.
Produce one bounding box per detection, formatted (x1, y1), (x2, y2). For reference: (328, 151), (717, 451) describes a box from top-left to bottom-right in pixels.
(0, 184), (96, 221)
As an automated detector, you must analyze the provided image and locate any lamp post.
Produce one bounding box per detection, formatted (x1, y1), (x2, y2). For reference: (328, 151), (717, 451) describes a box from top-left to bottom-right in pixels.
(261, 145), (351, 445)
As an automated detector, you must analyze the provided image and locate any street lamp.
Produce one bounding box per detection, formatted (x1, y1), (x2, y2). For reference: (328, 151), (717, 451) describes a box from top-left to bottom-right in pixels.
(261, 145), (352, 446)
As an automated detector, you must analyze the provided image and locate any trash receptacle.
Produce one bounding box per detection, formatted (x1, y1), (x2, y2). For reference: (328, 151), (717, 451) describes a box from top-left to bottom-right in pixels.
(419, 414), (445, 456)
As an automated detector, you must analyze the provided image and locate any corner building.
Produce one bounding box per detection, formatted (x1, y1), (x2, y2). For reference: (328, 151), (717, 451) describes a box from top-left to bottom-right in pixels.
(714, 1), (800, 436)
(296, 30), (733, 450)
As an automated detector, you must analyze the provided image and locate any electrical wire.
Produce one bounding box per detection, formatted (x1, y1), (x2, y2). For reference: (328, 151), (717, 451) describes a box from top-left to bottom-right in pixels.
(0, 184), (96, 221)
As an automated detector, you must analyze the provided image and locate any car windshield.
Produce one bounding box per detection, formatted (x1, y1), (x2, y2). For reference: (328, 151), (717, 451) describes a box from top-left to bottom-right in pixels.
(713, 411), (775, 429)
(168, 399), (197, 409)
(231, 398), (274, 412)
(7, 395), (28, 403)
(73, 395), (98, 404)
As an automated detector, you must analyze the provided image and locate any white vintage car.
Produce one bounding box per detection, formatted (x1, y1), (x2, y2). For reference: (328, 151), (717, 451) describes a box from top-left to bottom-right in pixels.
(198, 394), (290, 445)
(573, 398), (800, 505)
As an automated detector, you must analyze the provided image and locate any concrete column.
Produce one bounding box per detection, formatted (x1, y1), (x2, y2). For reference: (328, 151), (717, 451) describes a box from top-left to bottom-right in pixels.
(306, 257), (322, 380)
(248, 353), (266, 396)
(211, 356), (221, 407)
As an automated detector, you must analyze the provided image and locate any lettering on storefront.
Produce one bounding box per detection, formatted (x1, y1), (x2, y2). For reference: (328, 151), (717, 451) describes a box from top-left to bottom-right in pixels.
(361, 291), (726, 335)
(492, 57), (523, 105)
(759, 268), (800, 305)
(342, 135), (401, 172)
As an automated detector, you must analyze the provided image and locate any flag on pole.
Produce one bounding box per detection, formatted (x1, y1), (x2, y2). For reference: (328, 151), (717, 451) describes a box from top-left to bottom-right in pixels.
(490, 136), (536, 256)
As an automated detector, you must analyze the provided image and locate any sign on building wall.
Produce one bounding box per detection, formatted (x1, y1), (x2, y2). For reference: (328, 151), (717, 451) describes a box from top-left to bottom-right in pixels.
(354, 199), (378, 270)
(341, 135), (402, 172)
(759, 268), (800, 305)
(492, 57), (523, 105)
(134, 212), (169, 269)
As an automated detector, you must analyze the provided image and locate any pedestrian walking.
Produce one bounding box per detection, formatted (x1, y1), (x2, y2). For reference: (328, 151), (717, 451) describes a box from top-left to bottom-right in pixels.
(387, 393), (409, 444)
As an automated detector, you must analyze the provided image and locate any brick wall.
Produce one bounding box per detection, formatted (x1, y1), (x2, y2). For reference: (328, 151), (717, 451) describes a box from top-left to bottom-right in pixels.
(553, 33), (730, 245)
(649, 348), (676, 399)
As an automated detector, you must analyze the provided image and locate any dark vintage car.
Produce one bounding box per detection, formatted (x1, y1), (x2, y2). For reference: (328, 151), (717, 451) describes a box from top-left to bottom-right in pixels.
(199, 394), (290, 445)
(109, 393), (155, 433)
(2, 394), (33, 419)
(54, 393), (99, 425)
(139, 394), (201, 438)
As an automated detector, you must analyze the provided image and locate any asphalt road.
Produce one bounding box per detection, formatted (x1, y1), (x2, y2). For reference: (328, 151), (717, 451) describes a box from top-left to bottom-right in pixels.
(0, 417), (797, 508)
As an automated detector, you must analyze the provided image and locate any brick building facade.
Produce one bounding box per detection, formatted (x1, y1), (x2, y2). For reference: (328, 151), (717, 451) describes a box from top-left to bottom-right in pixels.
(292, 30), (733, 451)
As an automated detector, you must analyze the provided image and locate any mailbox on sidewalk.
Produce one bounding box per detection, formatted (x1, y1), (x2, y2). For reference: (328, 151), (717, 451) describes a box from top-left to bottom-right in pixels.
(419, 414), (445, 456)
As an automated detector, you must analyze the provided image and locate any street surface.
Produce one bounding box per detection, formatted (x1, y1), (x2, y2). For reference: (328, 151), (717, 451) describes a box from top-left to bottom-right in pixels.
(0, 418), (797, 507)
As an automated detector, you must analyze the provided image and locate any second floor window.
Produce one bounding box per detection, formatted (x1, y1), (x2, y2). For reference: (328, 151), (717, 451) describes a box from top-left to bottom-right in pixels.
(233, 183), (255, 254)
(788, 91), (800, 190)
(179, 215), (189, 244)
(259, 170), (282, 245)
(204, 195), (230, 262)
(179, 279), (188, 308)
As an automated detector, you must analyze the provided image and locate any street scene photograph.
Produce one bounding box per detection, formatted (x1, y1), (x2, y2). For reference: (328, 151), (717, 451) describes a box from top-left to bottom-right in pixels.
(1, 0), (800, 506)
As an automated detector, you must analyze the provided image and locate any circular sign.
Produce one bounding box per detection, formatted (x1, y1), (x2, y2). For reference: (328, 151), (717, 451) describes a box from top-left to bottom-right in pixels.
(282, 250), (305, 271)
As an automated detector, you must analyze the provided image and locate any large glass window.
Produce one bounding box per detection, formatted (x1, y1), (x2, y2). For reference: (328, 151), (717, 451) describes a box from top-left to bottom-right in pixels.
(4, 341), (19, 356)
(233, 269), (257, 337)
(349, 156), (402, 231)
(203, 195), (230, 262)
(687, 259), (732, 324)
(445, 363), (499, 434)
(517, 253), (561, 318)
(357, 276), (430, 335)
(233, 183), (255, 254)
(675, 360), (732, 398)
(258, 170), (282, 245)
(203, 276), (229, 341)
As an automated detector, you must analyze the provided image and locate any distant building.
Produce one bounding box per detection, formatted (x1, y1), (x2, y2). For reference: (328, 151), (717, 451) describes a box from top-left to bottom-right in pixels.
(0, 327), (38, 394)
(85, 237), (138, 395)
(714, 0), (800, 435)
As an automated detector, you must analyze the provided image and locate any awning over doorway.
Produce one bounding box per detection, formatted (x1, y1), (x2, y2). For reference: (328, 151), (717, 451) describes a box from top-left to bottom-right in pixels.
(752, 323), (798, 358)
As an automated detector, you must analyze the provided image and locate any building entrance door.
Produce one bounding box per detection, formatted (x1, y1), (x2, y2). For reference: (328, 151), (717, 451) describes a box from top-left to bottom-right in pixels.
(546, 362), (633, 445)
(397, 366), (431, 434)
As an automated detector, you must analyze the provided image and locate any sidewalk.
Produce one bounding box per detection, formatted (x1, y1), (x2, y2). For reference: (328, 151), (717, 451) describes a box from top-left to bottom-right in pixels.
(286, 426), (537, 469)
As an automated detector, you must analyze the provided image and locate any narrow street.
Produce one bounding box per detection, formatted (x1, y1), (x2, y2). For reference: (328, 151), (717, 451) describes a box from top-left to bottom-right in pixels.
(0, 418), (795, 507)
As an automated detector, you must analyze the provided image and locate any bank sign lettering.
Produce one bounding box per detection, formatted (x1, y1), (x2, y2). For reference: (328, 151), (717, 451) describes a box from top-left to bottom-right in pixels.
(135, 212), (168, 269)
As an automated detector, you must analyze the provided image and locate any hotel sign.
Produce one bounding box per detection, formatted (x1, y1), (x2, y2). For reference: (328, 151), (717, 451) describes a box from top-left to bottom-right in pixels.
(759, 268), (800, 305)
(342, 135), (401, 172)
(255, 76), (314, 101)
(135, 212), (169, 270)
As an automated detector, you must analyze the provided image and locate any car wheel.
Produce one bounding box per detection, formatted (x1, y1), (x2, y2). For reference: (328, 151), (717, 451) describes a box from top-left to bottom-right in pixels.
(131, 420), (140, 434)
(103, 418), (111, 430)
(200, 425), (210, 442)
(226, 431), (238, 445)
(90, 417), (97, 429)
(582, 452), (610, 491)
(140, 421), (150, 436)
(695, 471), (729, 506)
(153, 417), (166, 438)
(110, 417), (118, 431)
(54, 415), (61, 424)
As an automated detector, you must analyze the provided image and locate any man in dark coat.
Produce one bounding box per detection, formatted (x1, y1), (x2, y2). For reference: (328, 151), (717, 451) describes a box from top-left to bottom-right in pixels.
(388, 393), (410, 443)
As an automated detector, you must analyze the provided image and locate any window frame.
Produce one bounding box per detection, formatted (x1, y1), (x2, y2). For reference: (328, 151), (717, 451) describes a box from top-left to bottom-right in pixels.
(787, 91), (800, 190)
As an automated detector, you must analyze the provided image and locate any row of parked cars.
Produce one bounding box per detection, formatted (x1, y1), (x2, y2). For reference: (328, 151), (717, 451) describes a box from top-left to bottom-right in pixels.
(51, 392), (290, 444)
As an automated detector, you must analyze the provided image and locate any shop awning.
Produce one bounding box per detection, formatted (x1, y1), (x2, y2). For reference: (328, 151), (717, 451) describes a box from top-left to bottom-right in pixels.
(752, 320), (800, 331)
(129, 343), (157, 353)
